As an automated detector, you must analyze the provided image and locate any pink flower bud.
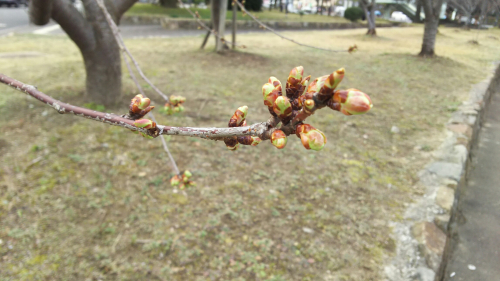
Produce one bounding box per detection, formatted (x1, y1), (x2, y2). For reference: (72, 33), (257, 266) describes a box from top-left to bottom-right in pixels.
(333, 89), (373, 115)
(170, 175), (181, 186)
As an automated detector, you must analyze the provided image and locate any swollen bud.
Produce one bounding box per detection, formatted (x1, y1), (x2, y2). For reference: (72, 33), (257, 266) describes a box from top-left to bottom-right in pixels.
(268, 76), (281, 87)
(333, 89), (373, 115)
(224, 138), (239, 151)
(287, 66), (304, 86)
(273, 96), (292, 118)
(170, 95), (186, 106)
(296, 124), (327, 151)
(324, 68), (344, 91)
(262, 82), (281, 108)
(229, 105), (248, 127)
(173, 105), (185, 113)
(134, 119), (155, 129)
(250, 136), (261, 146)
(170, 175), (181, 186)
(271, 130), (287, 149)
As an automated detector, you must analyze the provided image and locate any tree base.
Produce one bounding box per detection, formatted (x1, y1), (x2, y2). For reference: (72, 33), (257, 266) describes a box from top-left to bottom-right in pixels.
(366, 29), (377, 36)
(418, 50), (435, 58)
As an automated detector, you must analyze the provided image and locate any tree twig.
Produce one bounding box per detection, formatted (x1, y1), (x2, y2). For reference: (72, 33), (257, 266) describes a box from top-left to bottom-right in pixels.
(0, 73), (272, 140)
(233, 0), (349, 52)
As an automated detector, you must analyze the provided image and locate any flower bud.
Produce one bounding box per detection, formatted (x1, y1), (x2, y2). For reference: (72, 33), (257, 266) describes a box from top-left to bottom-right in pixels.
(307, 75), (327, 94)
(129, 94), (154, 117)
(271, 130), (287, 149)
(287, 66), (304, 87)
(237, 136), (262, 146)
(170, 175), (181, 186)
(173, 105), (185, 113)
(183, 170), (192, 179)
(162, 103), (173, 115)
(250, 136), (261, 146)
(268, 76), (281, 88)
(303, 99), (315, 112)
(262, 82), (282, 108)
(229, 105), (248, 127)
(333, 89), (373, 115)
(170, 95), (186, 106)
(296, 124), (327, 151)
(273, 96), (292, 118)
(134, 119), (155, 129)
(324, 68), (344, 91)
(224, 138), (239, 151)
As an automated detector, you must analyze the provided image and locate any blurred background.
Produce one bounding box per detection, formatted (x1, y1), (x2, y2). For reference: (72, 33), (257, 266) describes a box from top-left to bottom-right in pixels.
(1, 0), (500, 280)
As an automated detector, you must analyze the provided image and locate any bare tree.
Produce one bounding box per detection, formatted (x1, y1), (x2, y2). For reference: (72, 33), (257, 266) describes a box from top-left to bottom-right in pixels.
(449, 0), (481, 28)
(419, 0), (444, 57)
(29, 0), (138, 106)
(360, 0), (377, 36)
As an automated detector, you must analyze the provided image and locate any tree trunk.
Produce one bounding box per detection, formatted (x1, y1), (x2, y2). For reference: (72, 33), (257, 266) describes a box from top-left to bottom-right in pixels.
(211, 0), (227, 52)
(419, 17), (438, 57)
(30, 0), (138, 106)
(82, 40), (121, 106)
(415, 0), (422, 23)
(361, 0), (376, 36)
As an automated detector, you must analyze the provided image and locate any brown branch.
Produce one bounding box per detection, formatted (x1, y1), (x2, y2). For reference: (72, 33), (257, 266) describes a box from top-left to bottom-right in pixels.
(233, 1), (348, 53)
(0, 73), (274, 140)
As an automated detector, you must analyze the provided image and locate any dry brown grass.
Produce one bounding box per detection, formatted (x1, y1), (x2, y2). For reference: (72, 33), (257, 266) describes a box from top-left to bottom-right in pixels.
(1, 26), (500, 280)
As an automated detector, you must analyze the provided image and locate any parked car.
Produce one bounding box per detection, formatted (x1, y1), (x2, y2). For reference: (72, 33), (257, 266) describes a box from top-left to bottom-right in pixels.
(0, 0), (23, 7)
(391, 11), (412, 23)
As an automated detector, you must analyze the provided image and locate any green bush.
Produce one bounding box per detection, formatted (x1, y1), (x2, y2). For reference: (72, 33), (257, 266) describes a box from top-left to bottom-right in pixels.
(344, 7), (364, 22)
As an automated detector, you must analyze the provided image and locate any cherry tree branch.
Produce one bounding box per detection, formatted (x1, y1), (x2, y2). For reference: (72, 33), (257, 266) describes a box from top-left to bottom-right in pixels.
(233, 1), (349, 53)
(0, 73), (272, 139)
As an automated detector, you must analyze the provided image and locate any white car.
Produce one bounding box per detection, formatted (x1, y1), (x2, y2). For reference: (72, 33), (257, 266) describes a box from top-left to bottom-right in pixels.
(391, 11), (412, 23)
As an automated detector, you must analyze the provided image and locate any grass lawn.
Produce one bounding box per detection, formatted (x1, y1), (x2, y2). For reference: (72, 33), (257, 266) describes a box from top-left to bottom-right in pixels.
(126, 3), (390, 23)
(1, 26), (500, 280)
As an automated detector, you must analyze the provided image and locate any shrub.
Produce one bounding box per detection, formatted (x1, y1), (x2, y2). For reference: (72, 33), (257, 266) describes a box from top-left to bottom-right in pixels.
(344, 7), (364, 22)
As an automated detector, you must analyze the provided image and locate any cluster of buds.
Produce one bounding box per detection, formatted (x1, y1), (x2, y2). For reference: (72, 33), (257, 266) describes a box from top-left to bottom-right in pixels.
(225, 66), (372, 151)
(170, 171), (195, 189)
(224, 106), (262, 150)
(161, 95), (186, 115)
(129, 94), (154, 119)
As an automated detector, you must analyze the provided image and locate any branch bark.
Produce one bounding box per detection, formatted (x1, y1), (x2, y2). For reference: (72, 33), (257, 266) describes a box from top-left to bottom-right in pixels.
(0, 74), (272, 140)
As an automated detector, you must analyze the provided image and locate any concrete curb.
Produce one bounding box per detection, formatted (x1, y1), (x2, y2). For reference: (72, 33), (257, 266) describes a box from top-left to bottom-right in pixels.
(384, 63), (500, 281)
(122, 15), (406, 30)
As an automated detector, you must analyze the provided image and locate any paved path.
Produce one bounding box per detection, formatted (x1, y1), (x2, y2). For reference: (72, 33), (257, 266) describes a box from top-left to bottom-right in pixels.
(0, 6), (265, 38)
(443, 87), (500, 280)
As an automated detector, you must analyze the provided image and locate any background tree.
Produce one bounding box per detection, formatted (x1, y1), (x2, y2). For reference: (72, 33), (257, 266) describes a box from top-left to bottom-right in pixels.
(419, 0), (444, 57)
(359, 0), (377, 35)
(29, 0), (139, 106)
